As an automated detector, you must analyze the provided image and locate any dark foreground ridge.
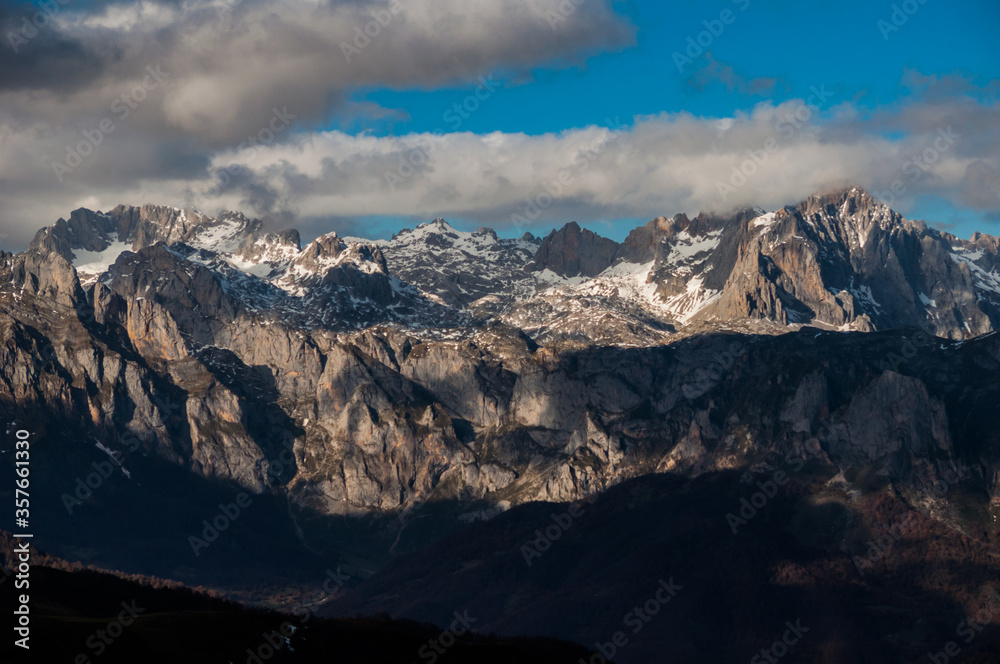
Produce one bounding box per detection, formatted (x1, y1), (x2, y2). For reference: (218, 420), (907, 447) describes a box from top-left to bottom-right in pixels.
(0, 545), (600, 664)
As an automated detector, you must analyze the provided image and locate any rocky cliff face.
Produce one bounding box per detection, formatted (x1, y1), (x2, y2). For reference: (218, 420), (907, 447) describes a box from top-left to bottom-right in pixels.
(371, 219), (541, 309)
(2, 273), (998, 523)
(15, 187), (1000, 344)
(1, 186), (999, 561)
(509, 188), (999, 343)
(526, 221), (619, 277)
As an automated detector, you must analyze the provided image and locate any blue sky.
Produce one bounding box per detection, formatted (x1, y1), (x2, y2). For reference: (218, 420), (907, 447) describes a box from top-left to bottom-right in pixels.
(0, 0), (997, 247)
(340, 0), (1000, 240)
(351, 0), (999, 137)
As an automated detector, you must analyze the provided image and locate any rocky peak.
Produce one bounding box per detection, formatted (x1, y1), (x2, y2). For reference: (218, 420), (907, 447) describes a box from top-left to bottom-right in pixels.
(29, 204), (252, 264)
(293, 236), (388, 277)
(8, 185), (1000, 344)
(104, 204), (218, 248)
(797, 186), (906, 251)
(526, 221), (620, 277)
(969, 231), (1000, 254)
(299, 233), (347, 262)
(475, 226), (500, 242)
(371, 218), (541, 308)
(617, 216), (674, 264)
(394, 218), (456, 240)
(27, 208), (114, 262)
(800, 184), (879, 213)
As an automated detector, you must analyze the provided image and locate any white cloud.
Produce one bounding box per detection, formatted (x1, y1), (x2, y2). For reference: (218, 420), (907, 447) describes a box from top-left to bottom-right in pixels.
(0, 0), (634, 143)
(0, 1), (997, 250)
(4, 94), (996, 252)
(178, 98), (1000, 231)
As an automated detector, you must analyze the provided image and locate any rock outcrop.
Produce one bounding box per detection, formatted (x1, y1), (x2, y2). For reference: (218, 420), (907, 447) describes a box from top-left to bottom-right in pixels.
(1, 185), (998, 555)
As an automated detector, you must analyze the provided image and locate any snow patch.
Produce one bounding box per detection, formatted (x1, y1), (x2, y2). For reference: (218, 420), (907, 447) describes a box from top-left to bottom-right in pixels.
(662, 275), (721, 324)
(72, 234), (132, 284)
(752, 212), (779, 229)
(951, 248), (1000, 296)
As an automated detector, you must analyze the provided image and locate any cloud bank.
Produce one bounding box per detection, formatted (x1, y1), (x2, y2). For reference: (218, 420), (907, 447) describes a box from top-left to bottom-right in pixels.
(0, 1), (997, 249)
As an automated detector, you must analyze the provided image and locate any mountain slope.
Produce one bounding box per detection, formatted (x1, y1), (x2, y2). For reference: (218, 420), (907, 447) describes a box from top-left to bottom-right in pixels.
(11, 187), (1000, 345)
(321, 471), (1000, 664)
(0, 550), (599, 664)
(2, 185), (1000, 626)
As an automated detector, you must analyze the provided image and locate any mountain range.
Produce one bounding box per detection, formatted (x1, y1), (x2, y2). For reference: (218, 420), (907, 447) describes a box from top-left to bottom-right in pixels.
(3, 185), (1000, 663)
(16, 186), (1000, 345)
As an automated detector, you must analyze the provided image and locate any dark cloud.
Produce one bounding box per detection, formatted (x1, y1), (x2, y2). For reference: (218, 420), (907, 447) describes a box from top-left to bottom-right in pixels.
(960, 160), (1000, 211)
(0, 0), (635, 248)
(685, 53), (783, 97)
(0, 2), (997, 250)
(0, 0), (635, 143)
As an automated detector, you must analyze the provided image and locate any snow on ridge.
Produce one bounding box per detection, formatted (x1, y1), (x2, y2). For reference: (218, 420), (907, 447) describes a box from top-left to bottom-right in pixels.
(752, 212), (778, 229)
(531, 261), (673, 322)
(662, 275), (721, 325)
(535, 269), (587, 289)
(72, 233), (133, 285)
(176, 219), (387, 293)
(392, 219), (461, 243)
(597, 260), (651, 279)
(189, 216), (253, 255)
(343, 236), (390, 247)
(386, 220), (501, 256)
(951, 248), (1000, 296)
(662, 229), (723, 274)
(850, 284), (882, 313)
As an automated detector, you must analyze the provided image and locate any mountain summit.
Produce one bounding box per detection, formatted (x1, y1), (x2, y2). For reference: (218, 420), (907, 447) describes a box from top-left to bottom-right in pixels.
(6, 186), (1000, 344)
(3, 186), (1000, 631)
